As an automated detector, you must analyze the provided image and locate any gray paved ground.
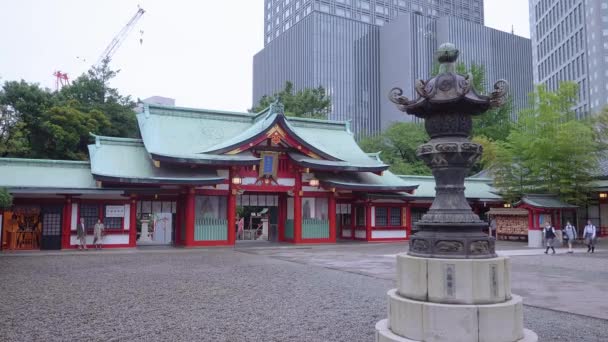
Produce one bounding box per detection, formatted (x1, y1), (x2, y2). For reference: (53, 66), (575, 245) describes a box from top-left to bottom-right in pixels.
(0, 241), (607, 342)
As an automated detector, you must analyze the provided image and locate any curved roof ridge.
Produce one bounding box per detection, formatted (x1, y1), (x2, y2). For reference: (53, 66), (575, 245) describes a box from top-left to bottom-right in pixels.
(143, 102), (254, 122)
(0, 157), (90, 167)
(286, 116), (349, 131)
(89, 133), (144, 147)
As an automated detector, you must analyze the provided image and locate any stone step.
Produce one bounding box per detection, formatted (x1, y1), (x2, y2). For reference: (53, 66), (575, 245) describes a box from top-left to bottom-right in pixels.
(375, 318), (539, 342)
(383, 289), (535, 342)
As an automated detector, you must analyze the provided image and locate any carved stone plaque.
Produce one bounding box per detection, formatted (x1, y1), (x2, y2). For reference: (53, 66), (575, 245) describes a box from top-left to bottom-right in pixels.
(445, 264), (456, 297)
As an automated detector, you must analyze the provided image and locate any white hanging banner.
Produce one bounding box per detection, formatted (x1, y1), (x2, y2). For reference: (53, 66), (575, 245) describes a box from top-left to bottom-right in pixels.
(106, 205), (125, 218)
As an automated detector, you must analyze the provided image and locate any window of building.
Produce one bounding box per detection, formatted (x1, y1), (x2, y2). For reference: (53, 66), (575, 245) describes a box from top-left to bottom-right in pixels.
(320, 3), (330, 12)
(103, 205), (123, 229)
(80, 204), (99, 229)
(375, 207), (388, 226)
(390, 208), (401, 226)
(375, 4), (386, 14)
(375, 18), (385, 25)
(361, 14), (370, 22)
(360, 0), (370, 10)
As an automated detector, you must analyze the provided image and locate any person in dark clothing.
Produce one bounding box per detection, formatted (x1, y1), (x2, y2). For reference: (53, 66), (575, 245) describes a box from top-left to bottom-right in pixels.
(543, 222), (557, 254)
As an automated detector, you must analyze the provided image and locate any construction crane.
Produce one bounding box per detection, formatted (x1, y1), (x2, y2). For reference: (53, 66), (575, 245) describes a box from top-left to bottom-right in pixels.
(53, 6), (145, 90)
(95, 6), (145, 67)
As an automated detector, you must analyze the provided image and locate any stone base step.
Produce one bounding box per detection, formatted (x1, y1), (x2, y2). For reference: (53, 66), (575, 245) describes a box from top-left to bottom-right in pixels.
(375, 319), (538, 342)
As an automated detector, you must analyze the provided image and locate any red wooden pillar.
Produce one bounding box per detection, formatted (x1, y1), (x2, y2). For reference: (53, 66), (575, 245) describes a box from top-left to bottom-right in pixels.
(527, 209), (534, 230)
(350, 203), (356, 239)
(405, 205), (412, 239)
(294, 171), (302, 244)
(62, 196), (72, 249)
(174, 195), (181, 245)
(185, 187), (195, 247)
(328, 192), (337, 243)
(129, 196), (137, 247)
(365, 202), (372, 241)
(279, 194), (287, 242)
(227, 169), (237, 245)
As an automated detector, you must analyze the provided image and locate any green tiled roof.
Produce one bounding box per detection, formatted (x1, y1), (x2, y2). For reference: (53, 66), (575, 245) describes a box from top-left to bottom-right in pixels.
(397, 175), (502, 201)
(317, 171), (417, 192)
(288, 152), (387, 172)
(516, 194), (577, 209)
(136, 103), (386, 169)
(0, 158), (97, 189)
(88, 135), (225, 184)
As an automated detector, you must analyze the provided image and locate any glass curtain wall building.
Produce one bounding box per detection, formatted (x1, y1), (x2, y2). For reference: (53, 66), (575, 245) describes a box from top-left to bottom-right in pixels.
(530, 0), (608, 118)
(255, 0), (532, 135)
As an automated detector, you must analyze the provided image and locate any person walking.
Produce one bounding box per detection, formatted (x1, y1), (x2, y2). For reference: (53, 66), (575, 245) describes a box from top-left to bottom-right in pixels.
(93, 219), (105, 250)
(583, 220), (597, 253)
(77, 217), (87, 250)
(563, 221), (577, 253)
(543, 222), (557, 254)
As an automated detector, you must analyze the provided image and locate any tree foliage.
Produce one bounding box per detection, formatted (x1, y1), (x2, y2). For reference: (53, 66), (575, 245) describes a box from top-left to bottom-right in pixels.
(359, 122), (431, 175)
(0, 187), (12, 209)
(493, 82), (598, 204)
(251, 81), (331, 119)
(0, 59), (137, 160)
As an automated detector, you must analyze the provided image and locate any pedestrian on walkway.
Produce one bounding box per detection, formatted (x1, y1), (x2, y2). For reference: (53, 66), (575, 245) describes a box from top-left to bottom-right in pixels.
(77, 218), (87, 250)
(543, 222), (557, 254)
(563, 221), (577, 253)
(583, 220), (597, 253)
(93, 219), (105, 250)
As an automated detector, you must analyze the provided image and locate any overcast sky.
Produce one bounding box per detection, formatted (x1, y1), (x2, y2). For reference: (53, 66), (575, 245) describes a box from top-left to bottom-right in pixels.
(0, 0), (529, 112)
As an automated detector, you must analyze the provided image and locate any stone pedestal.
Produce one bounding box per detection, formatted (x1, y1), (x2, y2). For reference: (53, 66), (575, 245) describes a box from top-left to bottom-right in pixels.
(375, 254), (538, 342)
(527, 230), (542, 248)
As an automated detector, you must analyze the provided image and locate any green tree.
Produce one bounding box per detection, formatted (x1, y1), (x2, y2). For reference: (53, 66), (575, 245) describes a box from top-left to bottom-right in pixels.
(0, 80), (56, 157)
(0, 187), (12, 209)
(359, 122), (431, 175)
(493, 82), (598, 205)
(59, 59), (138, 138)
(0, 59), (137, 160)
(251, 81), (331, 119)
(37, 104), (111, 160)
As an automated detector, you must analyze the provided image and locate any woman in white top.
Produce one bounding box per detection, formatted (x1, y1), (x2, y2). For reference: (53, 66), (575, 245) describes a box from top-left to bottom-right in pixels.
(583, 220), (597, 253)
(563, 221), (577, 253)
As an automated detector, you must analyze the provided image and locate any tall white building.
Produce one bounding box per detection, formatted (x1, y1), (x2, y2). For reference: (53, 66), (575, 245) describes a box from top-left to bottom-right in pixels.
(529, 0), (608, 118)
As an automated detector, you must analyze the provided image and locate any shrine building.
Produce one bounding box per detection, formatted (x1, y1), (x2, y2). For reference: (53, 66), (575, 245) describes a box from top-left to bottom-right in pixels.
(0, 101), (501, 251)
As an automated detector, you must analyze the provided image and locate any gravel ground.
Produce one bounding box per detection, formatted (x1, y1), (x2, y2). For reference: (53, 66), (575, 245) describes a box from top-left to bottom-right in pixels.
(0, 248), (607, 342)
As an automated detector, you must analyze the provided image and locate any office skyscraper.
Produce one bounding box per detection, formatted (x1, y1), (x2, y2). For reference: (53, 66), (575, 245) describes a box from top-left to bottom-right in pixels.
(254, 1), (532, 135)
(529, 0), (608, 118)
(264, 0), (484, 46)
